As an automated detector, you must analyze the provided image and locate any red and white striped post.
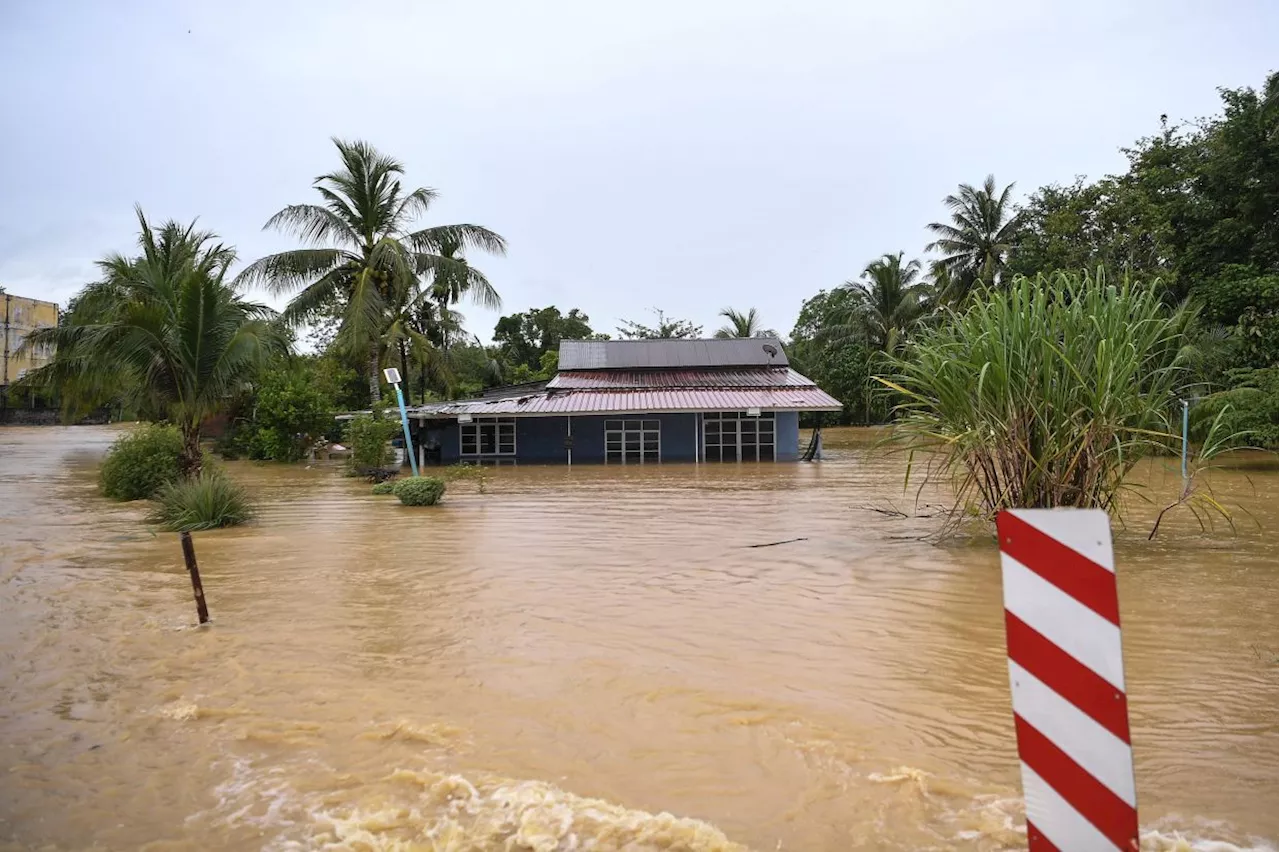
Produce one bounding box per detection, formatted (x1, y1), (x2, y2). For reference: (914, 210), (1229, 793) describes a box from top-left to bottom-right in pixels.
(997, 509), (1139, 851)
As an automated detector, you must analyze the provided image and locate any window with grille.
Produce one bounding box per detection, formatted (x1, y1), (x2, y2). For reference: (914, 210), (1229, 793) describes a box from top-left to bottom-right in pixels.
(460, 418), (516, 456)
(703, 412), (775, 462)
(604, 419), (660, 463)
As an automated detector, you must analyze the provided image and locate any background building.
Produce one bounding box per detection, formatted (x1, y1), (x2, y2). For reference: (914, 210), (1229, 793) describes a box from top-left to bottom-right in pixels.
(2, 291), (59, 387)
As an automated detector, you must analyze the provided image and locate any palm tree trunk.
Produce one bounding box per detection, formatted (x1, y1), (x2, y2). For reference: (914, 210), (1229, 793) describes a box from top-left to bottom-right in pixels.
(368, 352), (381, 403)
(179, 420), (203, 479)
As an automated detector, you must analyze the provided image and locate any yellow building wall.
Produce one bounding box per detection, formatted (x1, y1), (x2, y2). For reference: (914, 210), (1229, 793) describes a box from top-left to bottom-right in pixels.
(3, 293), (59, 385)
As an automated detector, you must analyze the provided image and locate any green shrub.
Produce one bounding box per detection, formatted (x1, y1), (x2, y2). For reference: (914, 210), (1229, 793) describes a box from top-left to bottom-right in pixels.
(147, 472), (254, 531)
(441, 462), (489, 493)
(344, 408), (399, 470)
(392, 476), (447, 506)
(1191, 367), (1279, 450)
(882, 270), (1195, 520)
(99, 424), (184, 500)
(371, 480), (396, 495)
(250, 367), (337, 461)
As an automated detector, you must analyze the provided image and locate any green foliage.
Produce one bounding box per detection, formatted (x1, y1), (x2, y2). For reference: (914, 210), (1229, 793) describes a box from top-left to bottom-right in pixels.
(99, 424), (185, 501)
(147, 471), (254, 531)
(371, 479), (397, 495)
(882, 270), (1196, 520)
(236, 138), (506, 404)
(714, 307), (775, 339)
(440, 462), (489, 493)
(247, 365), (336, 461)
(1009, 176), (1169, 280)
(392, 476), (447, 506)
(789, 288), (881, 424)
(1191, 367), (1279, 450)
(1185, 266), (1279, 375)
(926, 174), (1023, 299)
(617, 308), (702, 339)
(494, 306), (594, 370)
(839, 252), (930, 353)
(343, 409), (399, 469)
(20, 209), (285, 476)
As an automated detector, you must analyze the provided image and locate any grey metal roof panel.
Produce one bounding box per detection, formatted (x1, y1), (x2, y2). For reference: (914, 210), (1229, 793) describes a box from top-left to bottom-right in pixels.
(558, 338), (788, 370)
(548, 367), (813, 389)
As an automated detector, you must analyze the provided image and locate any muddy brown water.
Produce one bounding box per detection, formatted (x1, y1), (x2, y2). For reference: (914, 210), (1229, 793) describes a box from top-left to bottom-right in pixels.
(0, 425), (1275, 851)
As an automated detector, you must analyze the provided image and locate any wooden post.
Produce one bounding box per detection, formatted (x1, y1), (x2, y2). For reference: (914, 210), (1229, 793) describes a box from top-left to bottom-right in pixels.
(179, 531), (210, 625)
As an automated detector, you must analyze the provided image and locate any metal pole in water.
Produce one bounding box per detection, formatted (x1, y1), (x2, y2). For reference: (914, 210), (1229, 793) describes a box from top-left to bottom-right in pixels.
(180, 531), (210, 625)
(1181, 399), (1189, 487)
(384, 368), (419, 477)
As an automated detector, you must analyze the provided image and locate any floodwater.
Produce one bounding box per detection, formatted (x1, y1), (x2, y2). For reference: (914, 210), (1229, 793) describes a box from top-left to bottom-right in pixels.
(0, 425), (1275, 852)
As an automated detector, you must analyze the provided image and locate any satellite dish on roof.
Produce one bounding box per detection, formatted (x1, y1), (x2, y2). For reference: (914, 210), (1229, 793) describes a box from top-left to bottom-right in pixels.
(762, 343), (778, 361)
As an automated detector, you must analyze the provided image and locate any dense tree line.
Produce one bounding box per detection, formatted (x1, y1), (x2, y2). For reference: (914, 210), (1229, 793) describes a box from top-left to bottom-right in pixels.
(20, 73), (1276, 458)
(792, 73), (1277, 447)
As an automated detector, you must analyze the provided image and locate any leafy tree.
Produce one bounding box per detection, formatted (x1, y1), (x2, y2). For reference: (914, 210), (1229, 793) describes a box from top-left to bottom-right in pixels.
(237, 138), (506, 401)
(1185, 266), (1279, 374)
(714, 307), (776, 339)
(836, 252), (930, 354)
(788, 288), (880, 424)
(617, 308), (702, 339)
(926, 174), (1023, 299)
(1008, 176), (1170, 280)
(442, 340), (504, 398)
(1172, 74), (1278, 287)
(22, 209), (284, 476)
(494, 306), (594, 369)
(1190, 367), (1278, 450)
(247, 364), (336, 461)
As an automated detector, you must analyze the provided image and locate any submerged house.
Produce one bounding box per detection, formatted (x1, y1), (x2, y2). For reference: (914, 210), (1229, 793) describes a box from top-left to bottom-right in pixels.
(406, 338), (841, 465)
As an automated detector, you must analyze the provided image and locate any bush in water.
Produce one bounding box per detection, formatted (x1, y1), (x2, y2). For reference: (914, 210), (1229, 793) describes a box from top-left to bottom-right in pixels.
(147, 471), (254, 531)
(99, 423), (184, 501)
(343, 407), (399, 470)
(371, 480), (396, 495)
(392, 476), (447, 506)
(441, 462), (489, 493)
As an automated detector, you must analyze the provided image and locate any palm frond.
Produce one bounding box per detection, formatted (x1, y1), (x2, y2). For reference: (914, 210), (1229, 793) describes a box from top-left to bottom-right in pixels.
(262, 204), (360, 248)
(235, 248), (352, 294)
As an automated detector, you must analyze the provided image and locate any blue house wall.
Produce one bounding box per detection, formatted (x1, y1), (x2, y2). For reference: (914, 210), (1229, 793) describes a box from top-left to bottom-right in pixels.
(776, 411), (800, 461)
(423, 410), (803, 465)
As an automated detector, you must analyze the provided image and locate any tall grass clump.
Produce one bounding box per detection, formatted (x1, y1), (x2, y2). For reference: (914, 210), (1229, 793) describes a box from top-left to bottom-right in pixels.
(99, 423), (184, 500)
(879, 269), (1195, 521)
(148, 472), (255, 531)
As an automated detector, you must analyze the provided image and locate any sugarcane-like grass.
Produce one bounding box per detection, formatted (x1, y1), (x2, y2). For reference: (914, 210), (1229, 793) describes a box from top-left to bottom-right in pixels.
(880, 270), (1195, 523)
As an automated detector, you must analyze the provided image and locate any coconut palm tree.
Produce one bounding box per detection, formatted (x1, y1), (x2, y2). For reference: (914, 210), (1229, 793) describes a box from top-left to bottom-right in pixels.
(839, 252), (929, 353)
(21, 209), (284, 476)
(713, 307), (777, 339)
(926, 175), (1023, 300)
(237, 138), (506, 401)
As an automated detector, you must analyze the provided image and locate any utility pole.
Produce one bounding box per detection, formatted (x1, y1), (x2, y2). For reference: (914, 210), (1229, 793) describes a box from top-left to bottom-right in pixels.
(383, 367), (420, 477)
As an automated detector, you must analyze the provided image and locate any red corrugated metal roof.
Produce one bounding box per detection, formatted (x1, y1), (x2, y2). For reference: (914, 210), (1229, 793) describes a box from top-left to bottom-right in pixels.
(407, 386), (842, 417)
(548, 367), (811, 389)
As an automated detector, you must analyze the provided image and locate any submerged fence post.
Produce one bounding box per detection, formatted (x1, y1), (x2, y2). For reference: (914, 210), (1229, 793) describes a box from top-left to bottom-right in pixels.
(996, 509), (1138, 850)
(1180, 399), (1190, 487)
(179, 531), (210, 625)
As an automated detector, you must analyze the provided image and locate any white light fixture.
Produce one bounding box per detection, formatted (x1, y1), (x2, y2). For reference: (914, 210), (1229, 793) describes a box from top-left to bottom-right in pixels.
(457, 413), (473, 423)
(382, 367), (402, 384)
(746, 407), (761, 417)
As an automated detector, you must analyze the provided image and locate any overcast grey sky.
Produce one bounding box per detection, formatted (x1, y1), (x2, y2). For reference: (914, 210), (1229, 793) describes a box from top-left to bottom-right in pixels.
(1, 0), (1275, 341)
